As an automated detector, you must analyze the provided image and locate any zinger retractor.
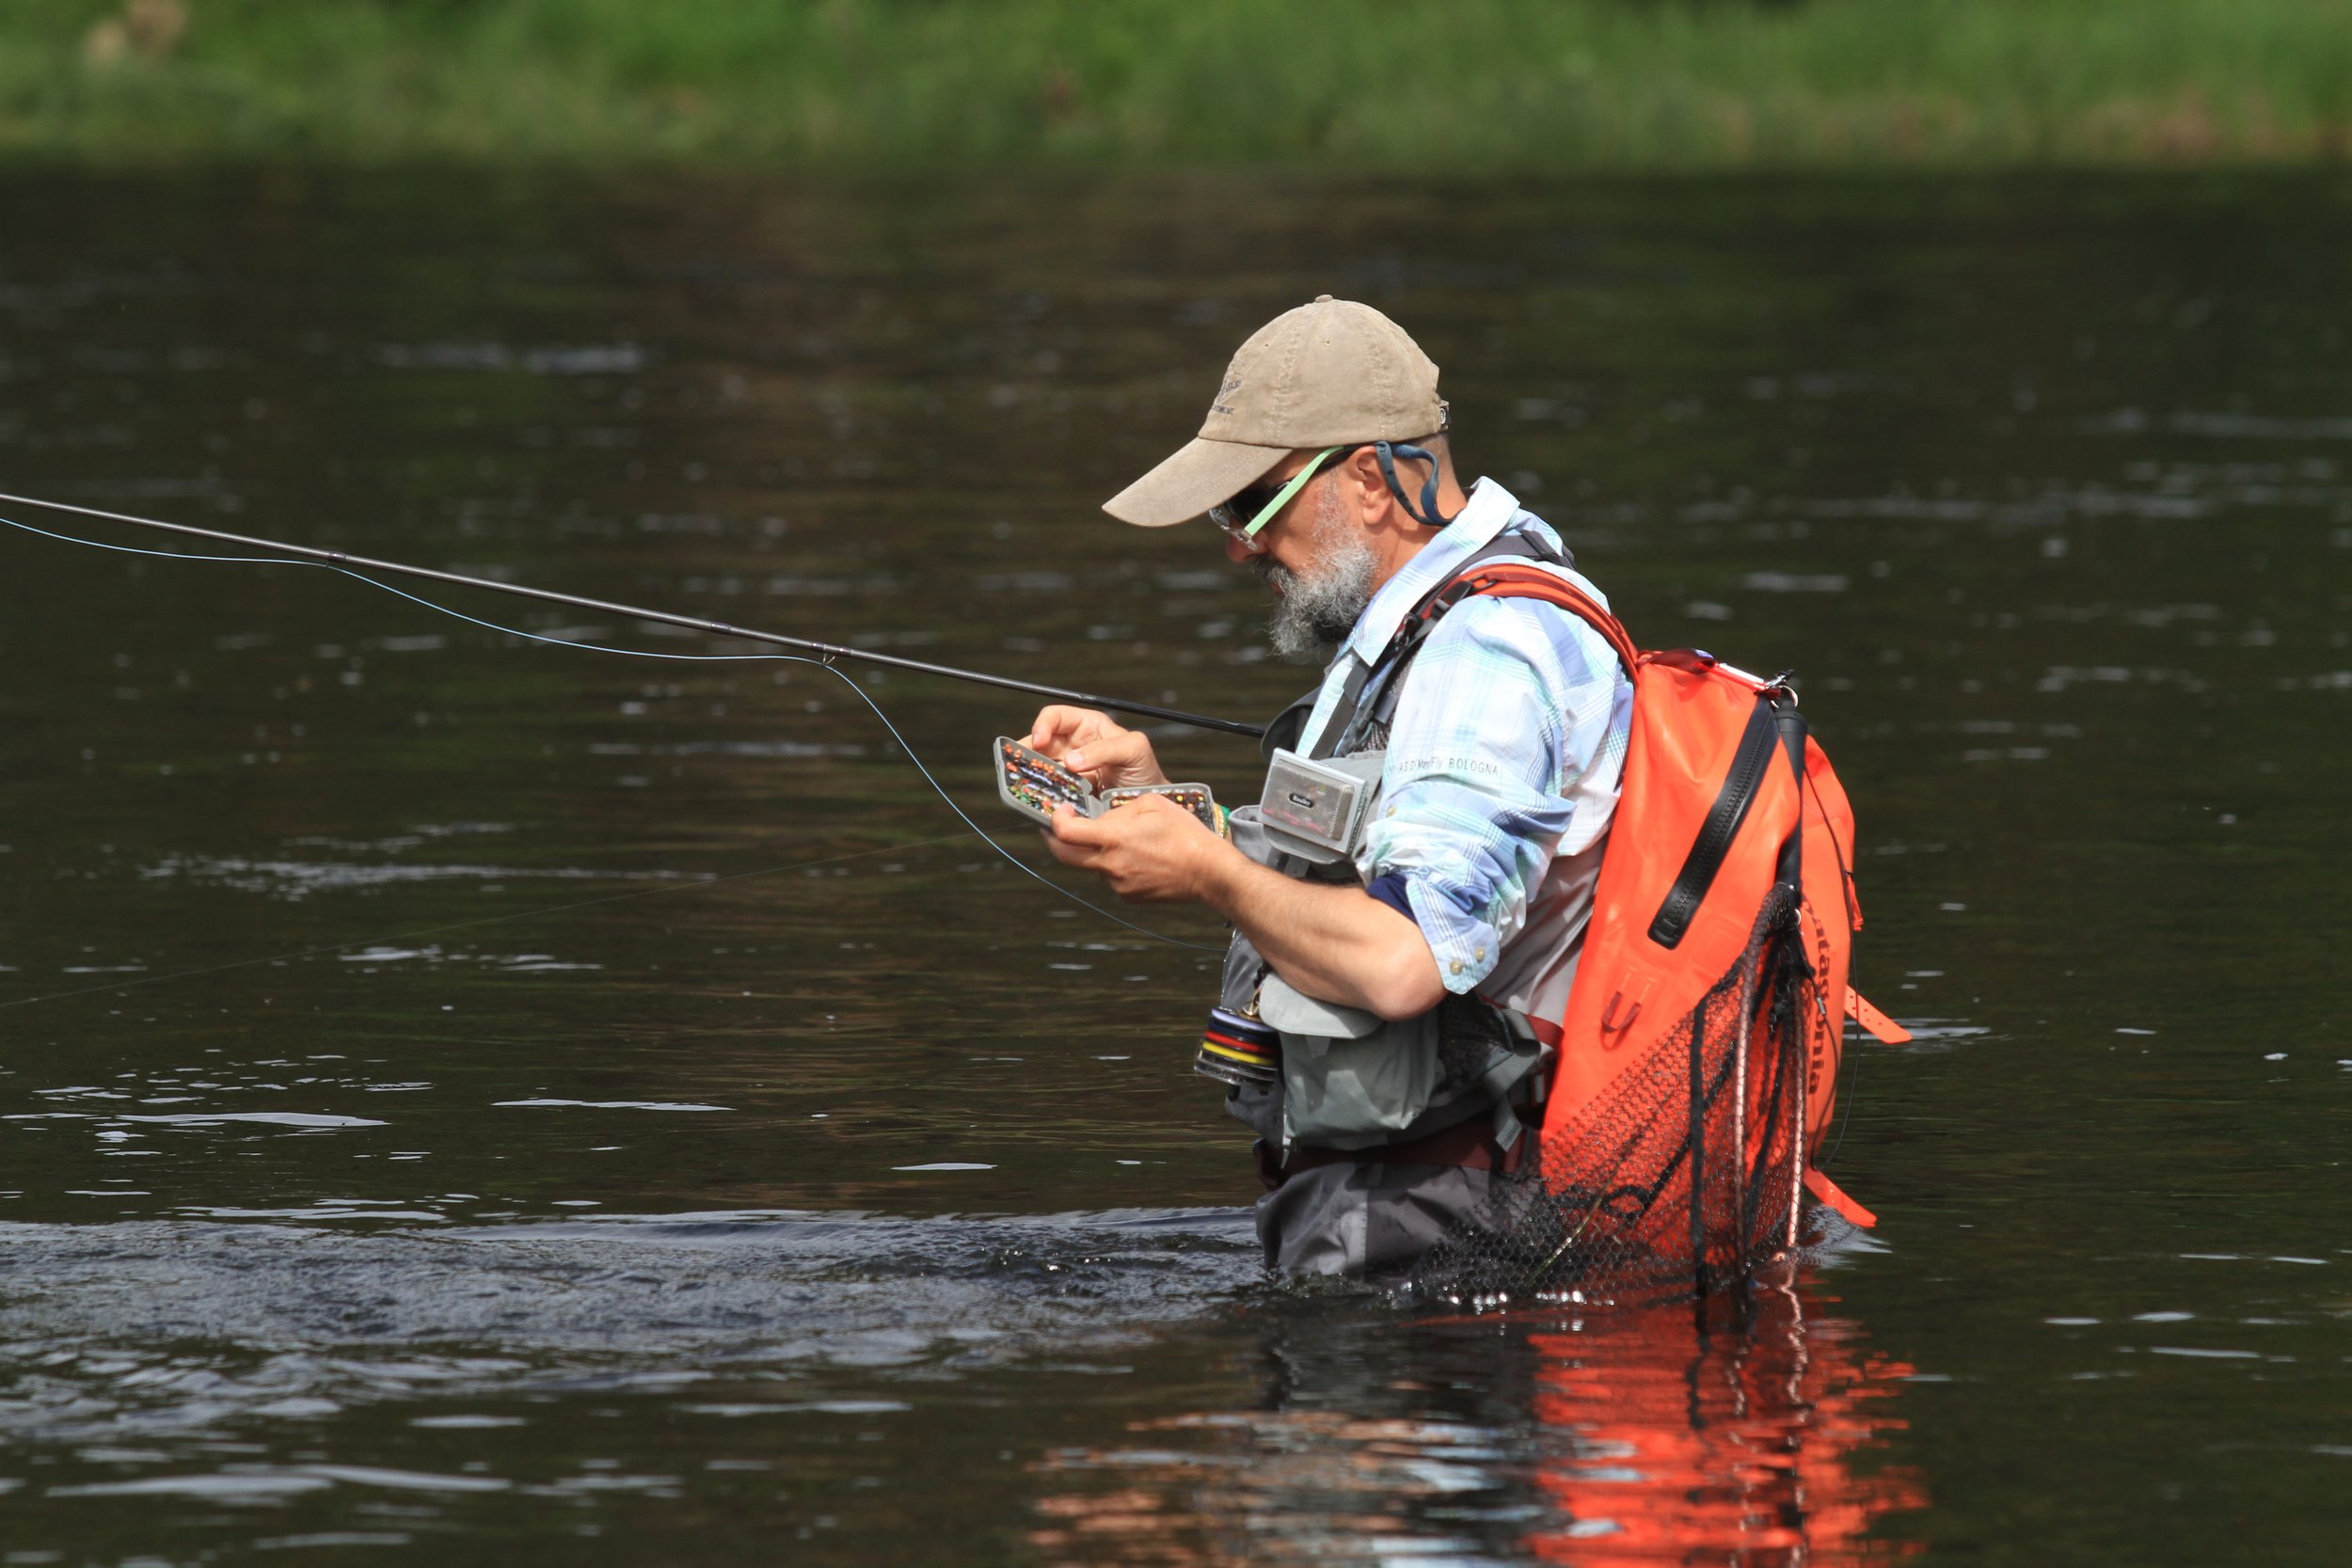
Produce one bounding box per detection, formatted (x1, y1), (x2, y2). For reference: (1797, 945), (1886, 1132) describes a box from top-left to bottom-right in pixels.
(1196, 1006), (1279, 1087)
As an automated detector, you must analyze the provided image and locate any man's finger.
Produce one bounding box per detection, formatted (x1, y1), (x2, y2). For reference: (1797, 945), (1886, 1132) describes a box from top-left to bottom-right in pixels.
(1026, 705), (1110, 752)
(1025, 705), (1072, 751)
(1066, 729), (1145, 775)
(1039, 826), (1095, 868)
(1046, 802), (1115, 847)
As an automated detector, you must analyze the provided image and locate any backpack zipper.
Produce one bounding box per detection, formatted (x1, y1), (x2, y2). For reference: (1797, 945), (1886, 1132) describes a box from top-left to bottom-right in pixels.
(1646, 693), (1780, 949)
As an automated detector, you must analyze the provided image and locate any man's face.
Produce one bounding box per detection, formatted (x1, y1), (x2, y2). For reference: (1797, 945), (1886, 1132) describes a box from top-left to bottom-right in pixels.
(1222, 456), (1378, 657)
(1220, 451), (1331, 578)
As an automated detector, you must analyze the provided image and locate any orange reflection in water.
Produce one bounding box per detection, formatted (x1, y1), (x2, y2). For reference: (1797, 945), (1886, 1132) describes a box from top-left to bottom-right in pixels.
(1521, 1275), (1927, 1563)
(1029, 1272), (1925, 1567)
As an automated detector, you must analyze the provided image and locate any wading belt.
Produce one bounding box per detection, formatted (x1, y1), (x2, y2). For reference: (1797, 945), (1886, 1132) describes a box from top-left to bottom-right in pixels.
(1257, 1112), (1534, 1191)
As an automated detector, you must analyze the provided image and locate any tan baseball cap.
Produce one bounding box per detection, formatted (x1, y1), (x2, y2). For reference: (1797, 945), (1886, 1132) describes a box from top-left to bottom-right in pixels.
(1103, 294), (1446, 527)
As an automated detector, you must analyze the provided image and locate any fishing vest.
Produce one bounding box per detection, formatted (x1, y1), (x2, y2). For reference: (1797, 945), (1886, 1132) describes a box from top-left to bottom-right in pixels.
(1203, 531), (1613, 1161)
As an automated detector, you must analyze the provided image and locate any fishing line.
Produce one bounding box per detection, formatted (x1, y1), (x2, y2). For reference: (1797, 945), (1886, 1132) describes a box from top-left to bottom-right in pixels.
(0, 488), (1266, 737)
(1819, 1039), (1863, 1173)
(2, 514), (1225, 993)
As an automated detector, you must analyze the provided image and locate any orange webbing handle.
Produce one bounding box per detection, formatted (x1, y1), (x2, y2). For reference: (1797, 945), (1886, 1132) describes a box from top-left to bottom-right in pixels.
(1846, 987), (1912, 1045)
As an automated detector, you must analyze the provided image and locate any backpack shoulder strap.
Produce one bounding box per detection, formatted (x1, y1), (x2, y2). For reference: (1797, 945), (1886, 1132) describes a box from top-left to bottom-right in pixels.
(1419, 561), (1640, 676)
(1314, 533), (1631, 760)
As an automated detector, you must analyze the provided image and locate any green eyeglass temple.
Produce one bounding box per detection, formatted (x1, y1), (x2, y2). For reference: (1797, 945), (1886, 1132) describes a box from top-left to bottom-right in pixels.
(1224, 446), (1345, 540)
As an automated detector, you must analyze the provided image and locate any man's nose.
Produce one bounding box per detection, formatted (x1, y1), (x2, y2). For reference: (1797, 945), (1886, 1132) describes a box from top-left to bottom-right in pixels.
(1223, 529), (1258, 565)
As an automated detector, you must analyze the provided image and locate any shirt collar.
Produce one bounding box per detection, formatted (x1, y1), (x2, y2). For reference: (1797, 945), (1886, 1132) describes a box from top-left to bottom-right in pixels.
(1339, 477), (1521, 666)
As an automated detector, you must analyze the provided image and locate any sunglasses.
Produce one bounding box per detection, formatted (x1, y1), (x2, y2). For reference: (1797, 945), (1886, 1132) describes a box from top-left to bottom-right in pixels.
(1207, 445), (1354, 546)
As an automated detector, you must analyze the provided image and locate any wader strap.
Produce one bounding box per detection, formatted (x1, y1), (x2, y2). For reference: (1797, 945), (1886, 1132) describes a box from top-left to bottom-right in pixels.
(1309, 659), (1378, 762)
(1260, 687), (1320, 763)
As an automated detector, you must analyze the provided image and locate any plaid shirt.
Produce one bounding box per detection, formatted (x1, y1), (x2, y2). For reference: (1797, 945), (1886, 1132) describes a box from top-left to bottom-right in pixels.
(1295, 480), (1633, 1004)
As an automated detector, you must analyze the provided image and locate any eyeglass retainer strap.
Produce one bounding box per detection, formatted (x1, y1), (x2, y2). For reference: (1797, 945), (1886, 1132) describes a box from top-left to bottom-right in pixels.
(1374, 440), (1449, 529)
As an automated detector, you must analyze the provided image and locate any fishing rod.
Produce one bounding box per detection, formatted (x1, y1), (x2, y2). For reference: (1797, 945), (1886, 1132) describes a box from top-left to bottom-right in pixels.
(0, 490), (1267, 740)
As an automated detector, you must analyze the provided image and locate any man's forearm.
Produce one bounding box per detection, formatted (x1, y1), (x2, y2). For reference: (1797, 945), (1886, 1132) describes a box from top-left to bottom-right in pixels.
(1194, 846), (1446, 1021)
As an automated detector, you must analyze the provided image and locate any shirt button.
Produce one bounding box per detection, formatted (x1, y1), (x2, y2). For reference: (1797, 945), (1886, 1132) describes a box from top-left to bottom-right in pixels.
(1448, 960), (1464, 976)
(1474, 946), (1486, 961)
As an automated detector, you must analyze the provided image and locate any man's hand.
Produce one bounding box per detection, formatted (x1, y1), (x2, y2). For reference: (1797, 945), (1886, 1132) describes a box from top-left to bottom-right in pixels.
(1041, 793), (1222, 902)
(1025, 705), (1168, 789)
(1044, 780), (1446, 1020)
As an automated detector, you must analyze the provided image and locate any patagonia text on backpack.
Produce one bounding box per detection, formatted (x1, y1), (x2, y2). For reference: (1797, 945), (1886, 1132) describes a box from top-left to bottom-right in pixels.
(1402, 566), (1910, 1307)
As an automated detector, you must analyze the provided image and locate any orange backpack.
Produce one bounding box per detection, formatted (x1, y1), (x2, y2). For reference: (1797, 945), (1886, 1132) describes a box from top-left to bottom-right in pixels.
(1418, 561), (1908, 1294)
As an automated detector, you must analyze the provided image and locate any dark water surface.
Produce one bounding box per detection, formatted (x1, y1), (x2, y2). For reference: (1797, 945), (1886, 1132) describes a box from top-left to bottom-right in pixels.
(1, 170), (2346, 1563)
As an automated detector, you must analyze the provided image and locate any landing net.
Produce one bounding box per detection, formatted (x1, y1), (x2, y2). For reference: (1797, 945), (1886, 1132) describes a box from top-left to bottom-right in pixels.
(1410, 889), (1818, 1309)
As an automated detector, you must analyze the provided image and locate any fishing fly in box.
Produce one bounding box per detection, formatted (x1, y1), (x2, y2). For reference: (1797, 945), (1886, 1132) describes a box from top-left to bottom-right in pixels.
(993, 737), (1217, 832)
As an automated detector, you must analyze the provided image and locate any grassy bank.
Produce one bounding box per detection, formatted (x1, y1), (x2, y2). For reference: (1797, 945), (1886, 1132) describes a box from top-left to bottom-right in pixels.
(5, 0), (2351, 168)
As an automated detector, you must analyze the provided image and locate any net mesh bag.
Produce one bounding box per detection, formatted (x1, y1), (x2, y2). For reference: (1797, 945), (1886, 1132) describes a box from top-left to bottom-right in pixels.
(1409, 888), (1820, 1309)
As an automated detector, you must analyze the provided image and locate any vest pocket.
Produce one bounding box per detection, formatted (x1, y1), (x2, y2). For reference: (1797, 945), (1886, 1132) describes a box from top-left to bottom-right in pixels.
(1259, 974), (1422, 1149)
(1276, 1010), (1446, 1151)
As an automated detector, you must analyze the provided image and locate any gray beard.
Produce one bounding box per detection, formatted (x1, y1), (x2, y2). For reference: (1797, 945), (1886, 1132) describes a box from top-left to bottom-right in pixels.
(1259, 522), (1378, 658)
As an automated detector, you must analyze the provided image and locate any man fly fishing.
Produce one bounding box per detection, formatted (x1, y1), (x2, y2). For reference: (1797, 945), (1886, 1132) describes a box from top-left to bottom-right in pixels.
(1026, 297), (1634, 1280)
(3, 295), (1894, 1293)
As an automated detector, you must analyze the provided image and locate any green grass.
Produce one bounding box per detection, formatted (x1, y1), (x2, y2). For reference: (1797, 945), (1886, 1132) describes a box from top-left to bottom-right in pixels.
(6, 0), (2352, 167)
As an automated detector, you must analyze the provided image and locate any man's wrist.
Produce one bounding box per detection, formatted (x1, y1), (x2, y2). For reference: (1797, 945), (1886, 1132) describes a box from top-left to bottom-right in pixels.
(1188, 832), (1259, 917)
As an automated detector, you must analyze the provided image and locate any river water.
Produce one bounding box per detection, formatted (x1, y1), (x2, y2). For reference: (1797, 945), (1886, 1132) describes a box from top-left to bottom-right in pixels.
(0, 170), (2345, 1563)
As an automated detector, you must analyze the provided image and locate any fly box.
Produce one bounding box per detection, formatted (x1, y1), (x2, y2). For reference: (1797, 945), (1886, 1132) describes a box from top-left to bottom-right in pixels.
(994, 736), (1217, 832)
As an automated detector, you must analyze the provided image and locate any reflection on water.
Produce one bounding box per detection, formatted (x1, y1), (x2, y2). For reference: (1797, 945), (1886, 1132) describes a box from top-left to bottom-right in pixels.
(1035, 1275), (1922, 1565)
(1520, 1283), (1921, 1563)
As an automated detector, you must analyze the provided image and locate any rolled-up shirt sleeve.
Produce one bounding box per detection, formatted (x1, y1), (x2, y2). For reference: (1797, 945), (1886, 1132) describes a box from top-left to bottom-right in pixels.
(1357, 596), (1613, 994)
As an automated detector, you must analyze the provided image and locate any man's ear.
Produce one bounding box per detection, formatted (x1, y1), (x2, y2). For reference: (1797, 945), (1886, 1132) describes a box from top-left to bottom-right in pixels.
(1343, 446), (1394, 529)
